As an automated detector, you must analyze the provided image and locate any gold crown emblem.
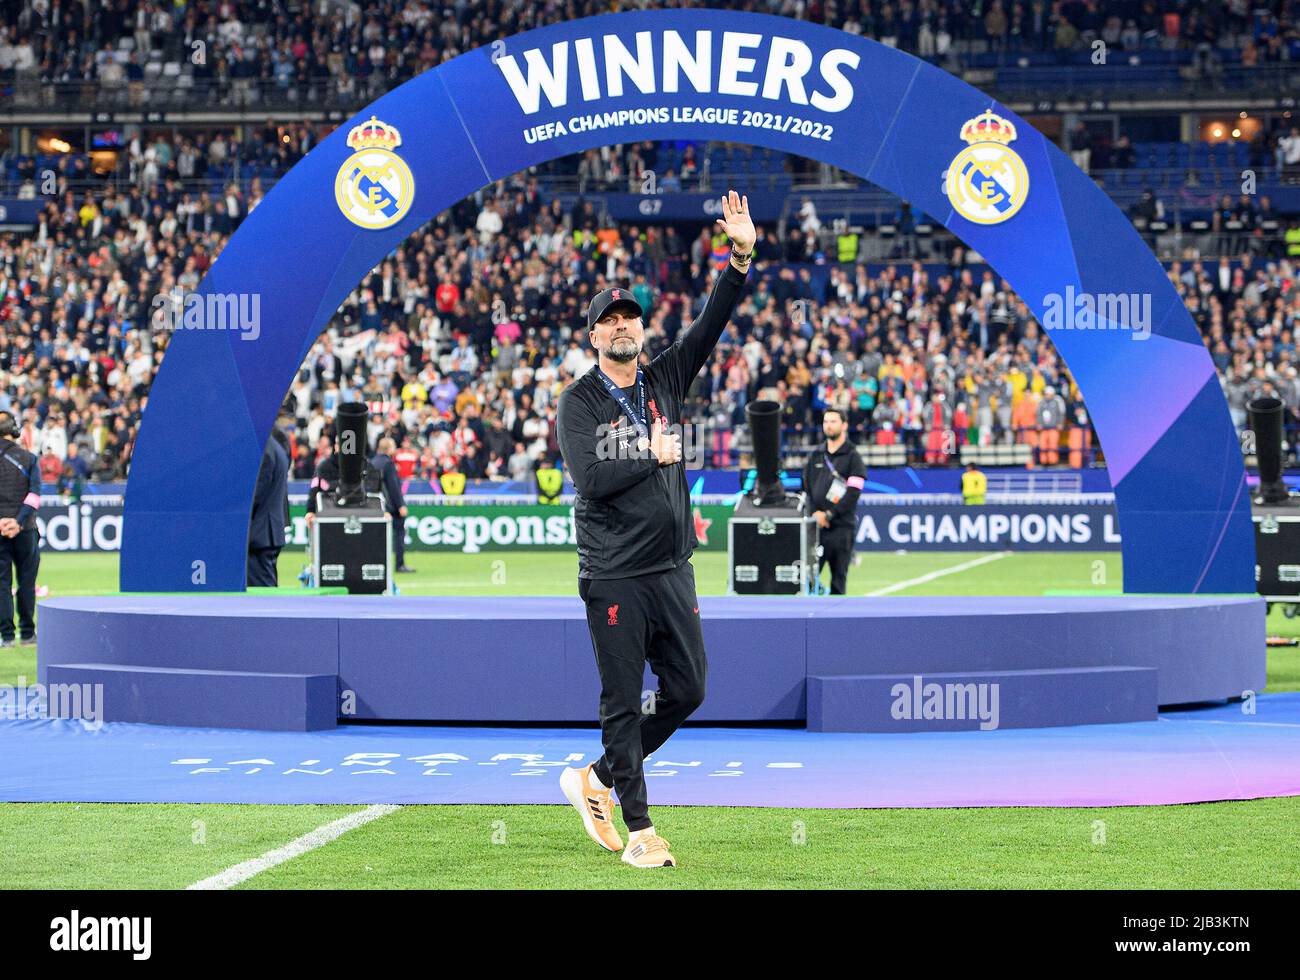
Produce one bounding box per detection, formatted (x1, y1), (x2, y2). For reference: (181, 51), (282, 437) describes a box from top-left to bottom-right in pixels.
(960, 110), (1017, 146)
(346, 115), (403, 151)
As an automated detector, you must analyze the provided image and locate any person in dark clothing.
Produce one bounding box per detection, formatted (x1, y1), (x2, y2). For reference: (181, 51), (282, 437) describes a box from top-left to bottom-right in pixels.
(0, 411), (41, 647)
(371, 437), (412, 572)
(801, 407), (867, 595)
(304, 449), (383, 520)
(247, 427), (290, 587)
(556, 189), (753, 869)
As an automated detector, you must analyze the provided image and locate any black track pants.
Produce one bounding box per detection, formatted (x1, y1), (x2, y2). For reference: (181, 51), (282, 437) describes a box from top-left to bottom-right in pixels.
(0, 528), (39, 640)
(819, 525), (855, 595)
(578, 560), (706, 832)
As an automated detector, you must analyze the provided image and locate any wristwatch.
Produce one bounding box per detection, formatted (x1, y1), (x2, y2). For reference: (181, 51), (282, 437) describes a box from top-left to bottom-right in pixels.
(730, 245), (753, 264)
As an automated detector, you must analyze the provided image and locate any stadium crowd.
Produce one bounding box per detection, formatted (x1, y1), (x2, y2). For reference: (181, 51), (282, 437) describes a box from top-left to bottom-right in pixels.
(2, 0), (1299, 102)
(3, 147), (1300, 489)
(0, 2), (1298, 485)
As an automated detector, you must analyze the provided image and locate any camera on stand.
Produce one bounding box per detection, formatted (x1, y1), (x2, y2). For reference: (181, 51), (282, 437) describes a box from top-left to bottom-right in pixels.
(727, 400), (818, 595)
(310, 401), (393, 595)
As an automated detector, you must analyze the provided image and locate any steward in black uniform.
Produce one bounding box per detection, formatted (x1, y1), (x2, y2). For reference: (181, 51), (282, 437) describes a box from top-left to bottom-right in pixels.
(801, 406), (866, 595)
(0, 412), (41, 646)
(247, 431), (290, 587)
(557, 242), (750, 839)
(371, 439), (411, 572)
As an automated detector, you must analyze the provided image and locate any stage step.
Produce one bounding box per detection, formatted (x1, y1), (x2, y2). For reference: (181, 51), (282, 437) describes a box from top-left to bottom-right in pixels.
(43, 664), (338, 731)
(807, 667), (1158, 732)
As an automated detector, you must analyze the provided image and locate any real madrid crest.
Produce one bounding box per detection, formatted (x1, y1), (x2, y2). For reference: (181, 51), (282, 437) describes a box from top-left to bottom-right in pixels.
(944, 110), (1029, 225)
(335, 115), (415, 230)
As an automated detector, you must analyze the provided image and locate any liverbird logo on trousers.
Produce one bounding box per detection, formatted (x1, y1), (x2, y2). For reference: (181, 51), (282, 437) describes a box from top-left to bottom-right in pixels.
(607, 604), (619, 626)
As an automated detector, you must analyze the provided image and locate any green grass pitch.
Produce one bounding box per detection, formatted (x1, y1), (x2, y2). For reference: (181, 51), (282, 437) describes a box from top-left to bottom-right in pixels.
(3, 549), (1297, 890)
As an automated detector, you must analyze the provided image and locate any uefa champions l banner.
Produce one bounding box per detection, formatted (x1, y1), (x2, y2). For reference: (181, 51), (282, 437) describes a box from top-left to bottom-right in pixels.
(854, 502), (1122, 552)
(121, 9), (1251, 593)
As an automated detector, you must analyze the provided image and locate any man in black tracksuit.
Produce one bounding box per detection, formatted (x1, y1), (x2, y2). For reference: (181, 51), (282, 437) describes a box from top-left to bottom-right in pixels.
(801, 406), (866, 595)
(0, 411), (41, 647)
(557, 190), (754, 869)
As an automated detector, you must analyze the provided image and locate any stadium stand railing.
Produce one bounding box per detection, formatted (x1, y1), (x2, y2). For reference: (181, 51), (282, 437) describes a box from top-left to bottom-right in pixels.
(983, 472), (1085, 496)
(960, 445), (1035, 467)
(855, 491), (1115, 505)
(7, 56), (1300, 117)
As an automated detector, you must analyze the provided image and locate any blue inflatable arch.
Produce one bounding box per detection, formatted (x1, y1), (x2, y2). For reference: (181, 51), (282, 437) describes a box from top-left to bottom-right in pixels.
(120, 8), (1253, 594)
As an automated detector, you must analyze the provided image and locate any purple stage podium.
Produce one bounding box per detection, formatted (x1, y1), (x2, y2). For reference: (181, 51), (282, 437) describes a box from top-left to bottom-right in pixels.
(37, 594), (1264, 733)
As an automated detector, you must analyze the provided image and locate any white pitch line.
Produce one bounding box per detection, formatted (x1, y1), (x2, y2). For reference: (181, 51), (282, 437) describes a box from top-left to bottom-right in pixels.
(865, 551), (1012, 596)
(187, 804), (400, 890)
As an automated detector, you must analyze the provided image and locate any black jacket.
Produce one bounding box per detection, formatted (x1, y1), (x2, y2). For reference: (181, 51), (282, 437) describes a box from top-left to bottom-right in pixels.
(0, 438), (41, 531)
(306, 454), (384, 513)
(370, 453), (406, 514)
(558, 262), (748, 579)
(801, 437), (867, 532)
(249, 437), (289, 549)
